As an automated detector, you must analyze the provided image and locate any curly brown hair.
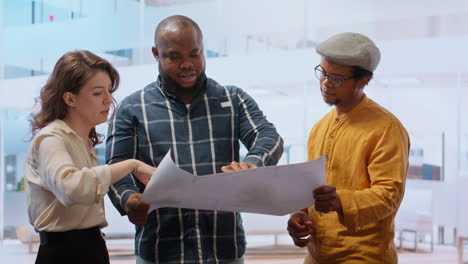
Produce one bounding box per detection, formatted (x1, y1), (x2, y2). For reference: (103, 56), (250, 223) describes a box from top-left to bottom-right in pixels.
(30, 50), (120, 146)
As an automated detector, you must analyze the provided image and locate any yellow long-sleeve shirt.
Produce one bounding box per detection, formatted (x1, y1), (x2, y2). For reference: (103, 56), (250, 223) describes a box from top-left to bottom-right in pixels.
(305, 95), (410, 264)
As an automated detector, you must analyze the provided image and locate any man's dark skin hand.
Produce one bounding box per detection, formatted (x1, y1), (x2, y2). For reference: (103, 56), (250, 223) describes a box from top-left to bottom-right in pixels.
(125, 193), (150, 225)
(313, 184), (343, 216)
(288, 184), (344, 247)
(221, 161), (257, 172)
(287, 211), (313, 247)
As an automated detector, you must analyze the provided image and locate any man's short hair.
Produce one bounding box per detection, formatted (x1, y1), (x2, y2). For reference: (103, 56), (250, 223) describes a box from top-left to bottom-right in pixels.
(154, 15), (202, 46)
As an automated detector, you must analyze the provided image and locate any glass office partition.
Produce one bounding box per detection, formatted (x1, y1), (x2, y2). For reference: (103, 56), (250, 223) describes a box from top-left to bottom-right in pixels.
(459, 73), (468, 176)
(0, 109), (31, 239)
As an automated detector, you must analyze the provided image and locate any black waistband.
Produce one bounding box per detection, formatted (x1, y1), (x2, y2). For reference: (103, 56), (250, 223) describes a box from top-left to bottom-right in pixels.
(39, 226), (103, 245)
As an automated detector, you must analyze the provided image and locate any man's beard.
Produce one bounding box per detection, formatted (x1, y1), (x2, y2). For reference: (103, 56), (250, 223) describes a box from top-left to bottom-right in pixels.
(160, 69), (207, 98)
(326, 99), (341, 106)
(320, 86), (342, 106)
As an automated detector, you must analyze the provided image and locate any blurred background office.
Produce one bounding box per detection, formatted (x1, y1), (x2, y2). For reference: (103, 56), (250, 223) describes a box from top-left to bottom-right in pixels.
(1, 0), (468, 263)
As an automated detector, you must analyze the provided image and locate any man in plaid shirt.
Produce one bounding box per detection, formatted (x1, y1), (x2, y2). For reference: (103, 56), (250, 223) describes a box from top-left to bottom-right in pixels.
(106, 15), (283, 264)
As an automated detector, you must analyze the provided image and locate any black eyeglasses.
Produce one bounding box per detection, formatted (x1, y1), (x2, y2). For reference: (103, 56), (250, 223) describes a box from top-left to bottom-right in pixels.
(314, 65), (355, 88)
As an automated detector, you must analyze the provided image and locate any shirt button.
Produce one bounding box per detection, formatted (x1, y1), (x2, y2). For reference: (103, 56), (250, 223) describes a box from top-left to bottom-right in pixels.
(325, 155), (329, 160)
(335, 118), (339, 122)
(329, 135), (334, 139)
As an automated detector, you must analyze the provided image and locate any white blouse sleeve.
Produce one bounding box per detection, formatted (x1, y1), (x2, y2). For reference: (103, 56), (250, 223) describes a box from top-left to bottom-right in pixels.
(35, 134), (112, 206)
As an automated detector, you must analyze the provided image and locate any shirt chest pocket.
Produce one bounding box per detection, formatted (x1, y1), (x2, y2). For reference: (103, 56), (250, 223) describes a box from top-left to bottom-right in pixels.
(191, 100), (236, 139)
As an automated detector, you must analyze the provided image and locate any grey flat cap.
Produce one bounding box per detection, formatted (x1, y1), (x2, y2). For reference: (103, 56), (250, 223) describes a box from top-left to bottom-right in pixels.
(316, 32), (380, 72)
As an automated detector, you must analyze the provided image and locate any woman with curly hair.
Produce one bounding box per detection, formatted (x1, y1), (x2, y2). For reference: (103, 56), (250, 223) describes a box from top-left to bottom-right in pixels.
(26, 50), (155, 264)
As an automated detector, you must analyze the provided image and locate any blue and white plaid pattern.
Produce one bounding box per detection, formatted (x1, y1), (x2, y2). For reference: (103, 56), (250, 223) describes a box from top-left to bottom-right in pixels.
(106, 77), (283, 263)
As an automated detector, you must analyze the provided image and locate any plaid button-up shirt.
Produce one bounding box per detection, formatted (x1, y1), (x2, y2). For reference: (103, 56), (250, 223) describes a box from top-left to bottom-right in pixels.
(106, 77), (283, 263)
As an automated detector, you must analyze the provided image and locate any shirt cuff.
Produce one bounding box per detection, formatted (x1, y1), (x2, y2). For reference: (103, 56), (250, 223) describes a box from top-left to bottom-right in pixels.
(336, 189), (358, 231)
(243, 155), (265, 167)
(94, 164), (112, 200)
(121, 189), (138, 211)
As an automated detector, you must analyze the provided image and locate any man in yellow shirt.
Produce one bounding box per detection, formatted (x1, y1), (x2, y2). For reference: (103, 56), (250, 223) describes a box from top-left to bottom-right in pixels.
(287, 32), (410, 264)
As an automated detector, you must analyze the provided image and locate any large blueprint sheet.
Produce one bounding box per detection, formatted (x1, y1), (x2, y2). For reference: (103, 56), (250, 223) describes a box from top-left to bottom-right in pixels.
(142, 151), (326, 216)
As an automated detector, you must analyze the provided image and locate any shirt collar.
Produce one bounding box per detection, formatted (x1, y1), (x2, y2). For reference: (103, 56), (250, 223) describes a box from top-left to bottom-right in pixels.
(333, 94), (369, 121)
(50, 119), (76, 134)
(49, 119), (95, 148)
(156, 77), (177, 100)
